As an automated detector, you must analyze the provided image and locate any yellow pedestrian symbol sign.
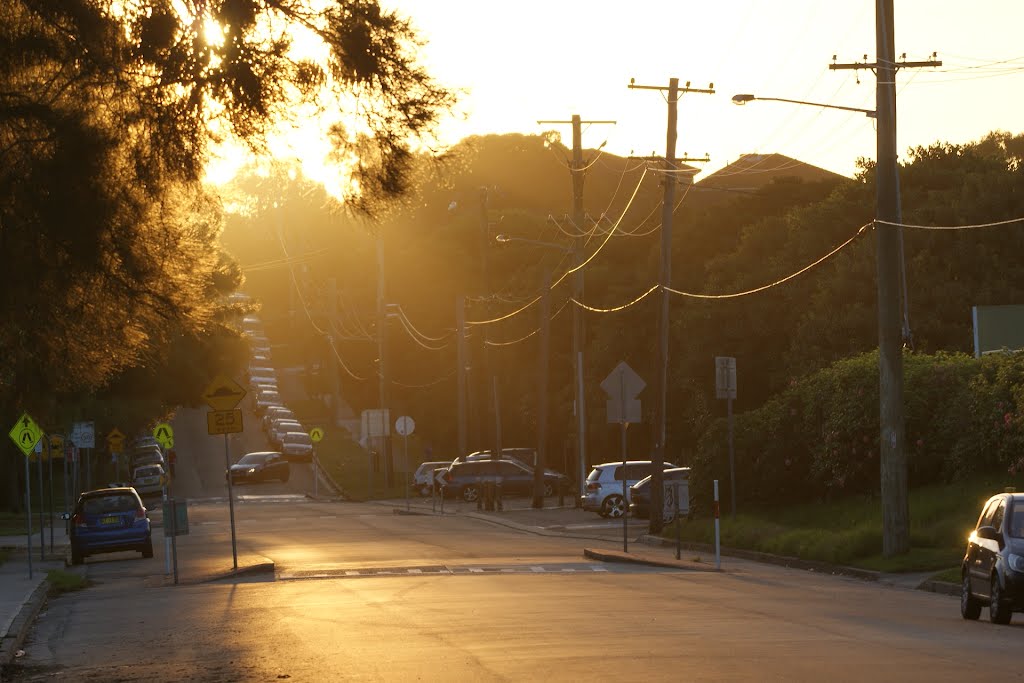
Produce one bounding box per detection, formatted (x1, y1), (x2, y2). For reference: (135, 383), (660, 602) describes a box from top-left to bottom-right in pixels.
(8, 412), (42, 457)
(309, 427), (324, 443)
(153, 422), (174, 449)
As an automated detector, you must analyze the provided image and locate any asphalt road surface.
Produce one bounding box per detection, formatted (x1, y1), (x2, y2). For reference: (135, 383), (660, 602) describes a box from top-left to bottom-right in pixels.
(7, 410), (1023, 681)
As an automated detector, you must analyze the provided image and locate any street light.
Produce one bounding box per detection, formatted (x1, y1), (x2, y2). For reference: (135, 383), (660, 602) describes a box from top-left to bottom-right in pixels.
(731, 93), (876, 118)
(732, 87), (908, 555)
(494, 233), (573, 509)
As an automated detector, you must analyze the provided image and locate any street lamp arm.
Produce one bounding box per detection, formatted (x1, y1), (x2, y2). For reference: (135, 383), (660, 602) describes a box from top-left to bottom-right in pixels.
(495, 234), (572, 253)
(731, 93), (875, 118)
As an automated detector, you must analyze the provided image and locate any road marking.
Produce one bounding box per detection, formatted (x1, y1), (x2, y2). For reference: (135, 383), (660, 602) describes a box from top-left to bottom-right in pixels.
(319, 515), (336, 519)
(277, 563), (655, 581)
(280, 517), (295, 521)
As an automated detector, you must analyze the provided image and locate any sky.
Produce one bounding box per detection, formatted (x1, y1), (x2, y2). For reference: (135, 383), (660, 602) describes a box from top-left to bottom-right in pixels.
(377, 0), (1024, 180)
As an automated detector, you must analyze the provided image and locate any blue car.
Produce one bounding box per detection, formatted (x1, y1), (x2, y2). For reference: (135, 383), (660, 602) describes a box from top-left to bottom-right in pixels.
(69, 487), (153, 565)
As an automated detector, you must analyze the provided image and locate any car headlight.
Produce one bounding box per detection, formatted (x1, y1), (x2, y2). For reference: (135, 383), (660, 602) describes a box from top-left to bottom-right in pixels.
(246, 468), (256, 474)
(1008, 554), (1024, 573)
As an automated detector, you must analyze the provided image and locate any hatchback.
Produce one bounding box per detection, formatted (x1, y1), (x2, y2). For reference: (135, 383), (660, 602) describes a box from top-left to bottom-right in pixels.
(131, 464), (166, 497)
(281, 431), (314, 461)
(68, 487), (153, 565)
(961, 491), (1024, 624)
(581, 460), (680, 518)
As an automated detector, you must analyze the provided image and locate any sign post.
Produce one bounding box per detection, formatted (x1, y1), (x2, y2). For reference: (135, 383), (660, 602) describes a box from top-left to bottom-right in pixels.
(10, 412), (43, 578)
(203, 374), (246, 570)
(34, 440), (44, 560)
(309, 427), (324, 498)
(601, 362), (645, 553)
(395, 416), (415, 512)
(715, 356), (738, 516)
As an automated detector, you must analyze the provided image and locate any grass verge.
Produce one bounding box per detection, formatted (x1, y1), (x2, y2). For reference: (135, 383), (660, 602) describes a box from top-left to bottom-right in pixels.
(663, 471), (1022, 574)
(46, 569), (90, 596)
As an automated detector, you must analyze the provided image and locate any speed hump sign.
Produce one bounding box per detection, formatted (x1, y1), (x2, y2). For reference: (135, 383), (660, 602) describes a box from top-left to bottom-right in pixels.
(207, 410), (243, 435)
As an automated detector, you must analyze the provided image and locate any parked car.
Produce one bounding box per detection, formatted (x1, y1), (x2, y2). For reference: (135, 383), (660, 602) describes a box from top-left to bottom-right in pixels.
(961, 491), (1024, 624)
(67, 487), (153, 565)
(228, 451), (290, 485)
(581, 460), (680, 518)
(629, 467), (691, 522)
(413, 461), (453, 496)
(280, 431), (314, 461)
(440, 460), (569, 503)
(131, 448), (165, 470)
(262, 406), (295, 432)
(454, 448), (566, 477)
(131, 464), (166, 497)
(254, 393), (283, 415)
(269, 419), (304, 447)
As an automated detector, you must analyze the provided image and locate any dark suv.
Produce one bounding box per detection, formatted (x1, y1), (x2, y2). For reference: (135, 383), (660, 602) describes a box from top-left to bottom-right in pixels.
(441, 460), (569, 502)
(961, 491), (1024, 624)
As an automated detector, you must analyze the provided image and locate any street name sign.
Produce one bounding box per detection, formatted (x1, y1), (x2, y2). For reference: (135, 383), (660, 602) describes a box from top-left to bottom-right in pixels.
(202, 375), (246, 411)
(207, 410), (243, 435)
(8, 413), (42, 457)
(715, 356), (737, 400)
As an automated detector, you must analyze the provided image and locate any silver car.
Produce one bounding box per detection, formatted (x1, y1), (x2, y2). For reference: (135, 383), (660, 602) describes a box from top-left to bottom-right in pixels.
(281, 431), (313, 461)
(132, 464), (166, 497)
(580, 460), (679, 518)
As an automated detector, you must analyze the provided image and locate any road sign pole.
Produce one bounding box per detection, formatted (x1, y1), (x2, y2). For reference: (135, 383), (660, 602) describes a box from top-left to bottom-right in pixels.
(86, 447), (91, 491)
(163, 481), (171, 575)
(404, 433), (410, 512)
(314, 454), (319, 498)
(171, 498), (179, 585)
(37, 448), (44, 560)
(25, 454), (33, 579)
(621, 421), (628, 554)
(225, 434), (238, 570)
(63, 446), (69, 537)
(714, 479), (721, 570)
(48, 441), (54, 553)
(728, 395), (736, 517)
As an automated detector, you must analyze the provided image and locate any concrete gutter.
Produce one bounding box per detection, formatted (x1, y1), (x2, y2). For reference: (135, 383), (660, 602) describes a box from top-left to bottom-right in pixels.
(0, 577), (49, 671)
(583, 547), (719, 572)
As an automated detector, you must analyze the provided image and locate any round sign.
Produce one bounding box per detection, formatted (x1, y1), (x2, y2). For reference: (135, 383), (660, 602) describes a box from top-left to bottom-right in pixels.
(394, 416), (415, 436)
(309, 427), (324, 443)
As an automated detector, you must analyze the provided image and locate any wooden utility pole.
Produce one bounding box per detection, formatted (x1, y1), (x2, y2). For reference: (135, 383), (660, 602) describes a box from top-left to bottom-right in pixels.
(533, 269), (552, 509)
(536, 114), (615, 503)
(479, 188), (502, 462)
(830, 1), (940, 556)
(376, 234), (392, 486)
(628, 77), (713, 534)
(456, 294), (467, 461)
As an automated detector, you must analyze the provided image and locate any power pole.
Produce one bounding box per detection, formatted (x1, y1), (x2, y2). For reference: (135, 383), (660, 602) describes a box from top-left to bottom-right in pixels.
(536, 114), (615, 504)
(533, 268), (552, 509)
(830, 1), (940, 556)
(376, 234), (392, 487)
(327, 277), (341, 427)
(456, 294), (468, 460)
(629, 77), (714, 534)
(479, 187), (502, 462)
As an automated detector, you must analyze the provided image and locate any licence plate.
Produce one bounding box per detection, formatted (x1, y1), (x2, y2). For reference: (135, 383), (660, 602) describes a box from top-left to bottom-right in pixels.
(101, 516), (119, 525)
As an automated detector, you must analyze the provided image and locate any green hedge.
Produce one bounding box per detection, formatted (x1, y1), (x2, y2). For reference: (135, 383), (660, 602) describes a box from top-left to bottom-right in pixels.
(690, 350), (1024, 512)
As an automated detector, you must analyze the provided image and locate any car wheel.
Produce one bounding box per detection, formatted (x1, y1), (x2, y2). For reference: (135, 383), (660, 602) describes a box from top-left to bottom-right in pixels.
(602, 494), (626, 519)
(70, 548), (83, 566)
(462, 485), (480, 503)
(960, 572), (981, 620)
(142, 541), (154, 559)
(990, 574), (1013, 624)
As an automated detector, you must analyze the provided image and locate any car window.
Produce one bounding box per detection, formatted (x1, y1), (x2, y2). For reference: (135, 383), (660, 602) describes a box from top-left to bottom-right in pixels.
(497, 461), (525, 476)
(134, 466), (161, 478)
(239, 453), (269, 465)
(285, 432), (312, 445)
(623, 464), (653, 480)
(991, 500), (1006, 532)
(83, 494), (138, 514)
(1010, 504), (1024, 539)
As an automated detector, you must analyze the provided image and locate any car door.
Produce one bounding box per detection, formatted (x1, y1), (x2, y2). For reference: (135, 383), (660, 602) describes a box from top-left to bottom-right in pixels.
(496, 461), (529, 496)
(968, 498), (1000, 598)
(981, 499), (1007, 598)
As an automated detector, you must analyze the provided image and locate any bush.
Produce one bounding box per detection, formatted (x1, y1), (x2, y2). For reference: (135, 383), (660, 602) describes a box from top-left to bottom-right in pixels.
(690, 349), (1024, 512)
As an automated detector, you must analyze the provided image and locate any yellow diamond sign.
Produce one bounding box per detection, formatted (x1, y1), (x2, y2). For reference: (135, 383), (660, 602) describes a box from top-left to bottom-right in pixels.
(203, 374), (246, 411)
(9, 412), (42, 457)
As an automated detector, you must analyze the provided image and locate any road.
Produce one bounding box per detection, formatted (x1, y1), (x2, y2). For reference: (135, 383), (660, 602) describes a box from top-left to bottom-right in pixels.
(6, 409), (1023, 681)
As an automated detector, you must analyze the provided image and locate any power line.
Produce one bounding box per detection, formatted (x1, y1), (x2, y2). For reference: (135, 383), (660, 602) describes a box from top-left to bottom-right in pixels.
(876, 216), (1024, 230)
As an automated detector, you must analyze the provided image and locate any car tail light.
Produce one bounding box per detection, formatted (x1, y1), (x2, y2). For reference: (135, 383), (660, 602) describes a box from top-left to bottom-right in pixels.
(586, 482), (600, 492)
(135, 508), (146, 520)
(72, 513), (86, 527)
(444, 471), (452, 483)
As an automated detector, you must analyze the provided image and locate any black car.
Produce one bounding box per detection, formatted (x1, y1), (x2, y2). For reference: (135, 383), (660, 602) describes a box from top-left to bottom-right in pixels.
(228, 451), (290, 485)
(961, 491), (1024, 624)
(440, 460), (569, 502)
(629, 467), (691, 522)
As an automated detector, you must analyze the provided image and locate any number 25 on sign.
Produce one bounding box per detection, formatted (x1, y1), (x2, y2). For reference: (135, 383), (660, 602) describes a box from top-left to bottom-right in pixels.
(207, 410), (243, 435)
